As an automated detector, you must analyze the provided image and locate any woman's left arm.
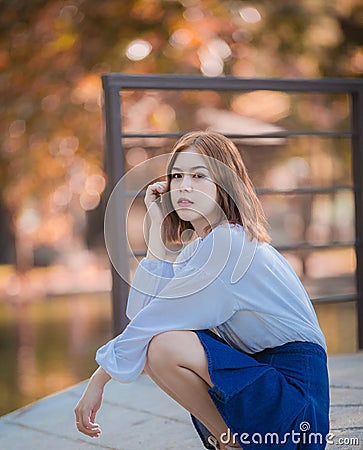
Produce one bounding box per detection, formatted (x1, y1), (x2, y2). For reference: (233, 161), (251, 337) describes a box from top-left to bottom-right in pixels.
(96, 226), (239, 382)
(74, 262), (232, 437)
(74, 366), (111, 437)
(97, 266), (236, 382)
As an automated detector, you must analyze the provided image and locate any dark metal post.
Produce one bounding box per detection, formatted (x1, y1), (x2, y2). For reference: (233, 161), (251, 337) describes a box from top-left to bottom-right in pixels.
(102, 77), (130, 336)
(351, 88), (363, 350)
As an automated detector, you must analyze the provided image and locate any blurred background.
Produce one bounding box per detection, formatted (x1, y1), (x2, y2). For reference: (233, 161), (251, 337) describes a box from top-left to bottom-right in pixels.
(0, 0), (362, 416)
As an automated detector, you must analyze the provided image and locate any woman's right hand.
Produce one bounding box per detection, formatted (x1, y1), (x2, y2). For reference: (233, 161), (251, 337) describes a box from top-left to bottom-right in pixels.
(74, 380), (103, 438)
(74, 367), (110, 438)
(144, 181), (167, 225)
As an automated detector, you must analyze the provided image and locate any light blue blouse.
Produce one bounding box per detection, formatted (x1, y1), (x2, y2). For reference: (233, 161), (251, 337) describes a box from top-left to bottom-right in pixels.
(96, 223), (326, 383)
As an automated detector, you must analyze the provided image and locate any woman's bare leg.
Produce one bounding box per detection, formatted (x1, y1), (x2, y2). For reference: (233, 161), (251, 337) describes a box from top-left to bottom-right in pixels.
(144, 330), (241, 449)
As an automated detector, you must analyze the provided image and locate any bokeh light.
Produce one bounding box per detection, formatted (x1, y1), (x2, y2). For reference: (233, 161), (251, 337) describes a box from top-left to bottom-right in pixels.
(239, 6), (262, 23)
(126, 39), (152, 61)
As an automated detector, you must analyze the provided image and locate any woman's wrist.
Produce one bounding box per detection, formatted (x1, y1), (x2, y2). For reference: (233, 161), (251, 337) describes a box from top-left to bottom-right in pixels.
(146, 223), (167, 260)
(90, 366), (111, 388)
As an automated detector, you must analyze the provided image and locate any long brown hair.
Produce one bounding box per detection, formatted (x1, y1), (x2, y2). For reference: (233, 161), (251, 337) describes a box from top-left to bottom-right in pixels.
(161, 131), (270, 244)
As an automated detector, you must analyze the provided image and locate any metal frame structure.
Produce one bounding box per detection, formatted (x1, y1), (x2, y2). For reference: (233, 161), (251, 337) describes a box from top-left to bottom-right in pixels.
(101, 74), (363, 349)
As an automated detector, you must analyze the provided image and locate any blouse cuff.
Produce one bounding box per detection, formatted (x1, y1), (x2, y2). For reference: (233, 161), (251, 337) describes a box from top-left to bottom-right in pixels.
(95, 337), (145, 383)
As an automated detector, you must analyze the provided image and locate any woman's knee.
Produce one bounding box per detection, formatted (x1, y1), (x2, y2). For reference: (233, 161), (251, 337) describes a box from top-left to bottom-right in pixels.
(146, 330), (211, 385)
(146, 330), (184, 370)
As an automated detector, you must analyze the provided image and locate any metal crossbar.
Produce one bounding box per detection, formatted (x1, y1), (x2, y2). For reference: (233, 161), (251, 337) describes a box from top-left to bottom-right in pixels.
(101, 74), (363, 349)
(122, 131), (352, 138)
(102, 74), (363, 92)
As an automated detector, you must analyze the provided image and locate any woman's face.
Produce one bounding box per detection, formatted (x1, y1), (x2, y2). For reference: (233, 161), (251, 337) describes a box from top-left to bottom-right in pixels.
(169, 148), (221, 237)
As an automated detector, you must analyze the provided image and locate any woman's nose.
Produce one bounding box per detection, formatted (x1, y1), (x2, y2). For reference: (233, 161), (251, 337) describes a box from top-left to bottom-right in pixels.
(179, 174), (193, 190)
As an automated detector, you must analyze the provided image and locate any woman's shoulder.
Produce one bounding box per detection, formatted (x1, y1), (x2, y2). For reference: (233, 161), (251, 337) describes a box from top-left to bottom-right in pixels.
(173, 223), (250, 273)
(176, 223), (243, 254)
(207, 222), (247, 243)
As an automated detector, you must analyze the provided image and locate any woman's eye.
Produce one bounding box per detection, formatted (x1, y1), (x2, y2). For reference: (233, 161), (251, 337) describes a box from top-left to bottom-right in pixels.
(171, 172), (206, 179)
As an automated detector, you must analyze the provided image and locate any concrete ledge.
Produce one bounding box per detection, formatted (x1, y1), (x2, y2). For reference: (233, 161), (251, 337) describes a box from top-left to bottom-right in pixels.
(327, 353), (363, 449)
(1, 353), (362, 449)
(0, 375), (200, 450)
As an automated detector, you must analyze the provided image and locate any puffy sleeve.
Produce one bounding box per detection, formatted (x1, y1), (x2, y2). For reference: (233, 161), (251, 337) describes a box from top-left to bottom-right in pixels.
(96, 226), (238, 383)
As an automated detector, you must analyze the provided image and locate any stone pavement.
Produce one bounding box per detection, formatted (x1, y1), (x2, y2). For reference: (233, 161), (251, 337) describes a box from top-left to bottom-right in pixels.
(0, 352), (362, 450)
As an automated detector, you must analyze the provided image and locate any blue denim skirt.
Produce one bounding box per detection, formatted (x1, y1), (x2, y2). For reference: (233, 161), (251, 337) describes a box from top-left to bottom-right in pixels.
(192, 329), (330, 449)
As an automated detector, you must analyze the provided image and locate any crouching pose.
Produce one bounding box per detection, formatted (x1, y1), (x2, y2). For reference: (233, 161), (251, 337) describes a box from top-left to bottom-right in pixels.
(75, 131), (329, 449)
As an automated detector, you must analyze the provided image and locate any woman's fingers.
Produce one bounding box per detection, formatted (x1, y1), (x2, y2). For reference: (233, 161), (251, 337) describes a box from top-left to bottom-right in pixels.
(75, 408), (102, 438)
(145, 181), (167, 213)
(74, 369), (107, 438)
(150, 181), (166, 195)
(76, 417), (101, 437)
(90, 409), (97, 424)
(151, 181), (167, 190)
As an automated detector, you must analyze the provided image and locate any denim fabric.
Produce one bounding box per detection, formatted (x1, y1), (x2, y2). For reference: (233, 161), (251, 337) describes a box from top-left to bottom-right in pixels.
(192, 330), (330, 449)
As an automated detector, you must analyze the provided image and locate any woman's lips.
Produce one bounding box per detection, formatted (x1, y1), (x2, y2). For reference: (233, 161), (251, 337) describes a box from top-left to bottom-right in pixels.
(177, 199), (194, 206)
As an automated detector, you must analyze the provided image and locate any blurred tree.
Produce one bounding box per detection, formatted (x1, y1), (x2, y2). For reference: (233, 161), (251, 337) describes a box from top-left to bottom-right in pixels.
(0, 0), (361, 268)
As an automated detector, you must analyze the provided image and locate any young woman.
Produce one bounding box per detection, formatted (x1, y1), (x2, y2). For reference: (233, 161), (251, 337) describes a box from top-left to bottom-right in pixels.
(75, 131), (329, 449)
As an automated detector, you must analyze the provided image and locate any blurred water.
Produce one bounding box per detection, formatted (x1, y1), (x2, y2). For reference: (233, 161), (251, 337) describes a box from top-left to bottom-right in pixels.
(0, 293), (112, 416)
(0, 287), (357, 417)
